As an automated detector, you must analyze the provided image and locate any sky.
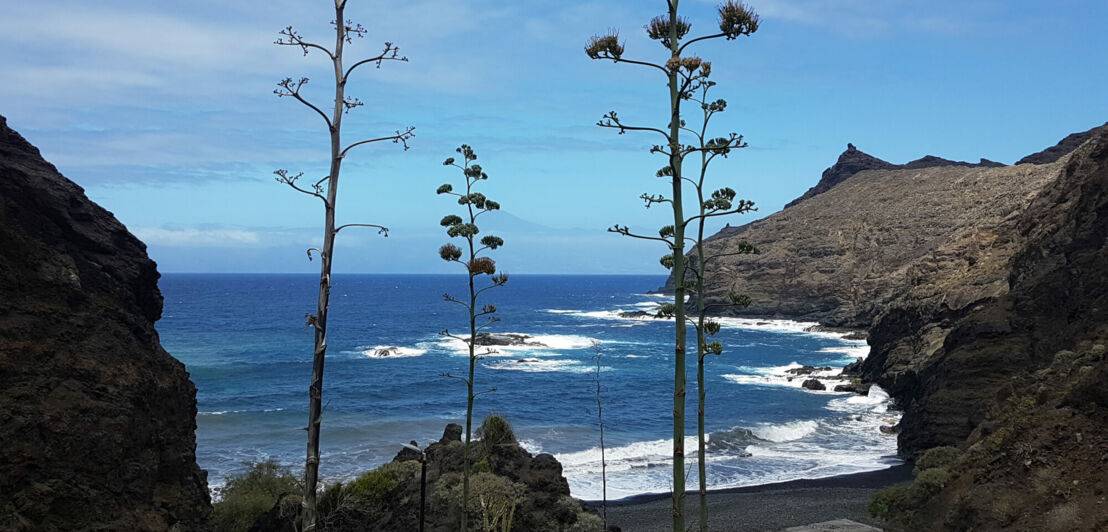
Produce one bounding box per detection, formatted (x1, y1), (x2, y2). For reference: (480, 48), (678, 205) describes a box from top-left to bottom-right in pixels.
(2, 0), (1106, 274)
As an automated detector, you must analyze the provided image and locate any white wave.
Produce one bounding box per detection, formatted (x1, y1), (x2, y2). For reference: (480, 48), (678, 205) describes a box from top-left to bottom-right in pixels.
(555, 435), (703, 476)
(825, 385), (892, 414)
(518, 438), (544, 454)
(485, 358), (608, 374)
(623, 354), (648, 359)
(438, 332), (598, 357)
(751, 420), (819, 442)
(545, 309), (582, 314)
(722, 361), (848, 394)
(360, 345), (427, 359)
(817, 344), (871, 360)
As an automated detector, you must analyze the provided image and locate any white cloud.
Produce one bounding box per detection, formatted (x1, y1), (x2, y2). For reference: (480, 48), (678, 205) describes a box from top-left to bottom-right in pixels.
(133, 227), (262, 247)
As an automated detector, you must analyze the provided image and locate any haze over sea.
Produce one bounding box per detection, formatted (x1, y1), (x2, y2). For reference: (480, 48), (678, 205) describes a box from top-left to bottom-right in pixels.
(160, 273), (899, 500)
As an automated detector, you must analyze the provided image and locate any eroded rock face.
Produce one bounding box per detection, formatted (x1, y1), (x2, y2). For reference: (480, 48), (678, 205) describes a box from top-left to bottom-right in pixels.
(862, 128), (1108, 530)
(0, 116), (210, 530)
(683, 147), (1064, 328)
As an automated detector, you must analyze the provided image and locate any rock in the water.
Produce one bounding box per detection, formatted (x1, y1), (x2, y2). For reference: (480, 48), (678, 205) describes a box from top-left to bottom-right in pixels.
(833, 382), (870, 395)
(471, 332), (544, 347)
(786, 365), (833, 376)
(0, 114), (210, 530)
(439, 423), (463, 444)
(801, 379), (826, 391)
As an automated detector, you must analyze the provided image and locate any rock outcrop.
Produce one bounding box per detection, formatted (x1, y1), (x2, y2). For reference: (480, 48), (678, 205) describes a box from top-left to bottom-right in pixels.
(687, 122), (1108, 530)
(1015, 121), (1108, 165)
(0, 115), (211, 530)
(679, 146), (1062, 327)
(856, 127), (1108, 530)
(263, 422), (606, 531)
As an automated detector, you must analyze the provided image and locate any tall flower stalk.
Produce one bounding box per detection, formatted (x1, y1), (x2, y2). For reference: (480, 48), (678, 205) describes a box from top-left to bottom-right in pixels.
(586, 2), (759, 530)
(436, 145), (507, 532)
(272, 1), (413, 528)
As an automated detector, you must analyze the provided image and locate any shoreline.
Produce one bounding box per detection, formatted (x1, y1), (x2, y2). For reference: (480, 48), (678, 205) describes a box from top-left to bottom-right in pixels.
(593, 462), (911, 506)
(592, 463), (912, 531)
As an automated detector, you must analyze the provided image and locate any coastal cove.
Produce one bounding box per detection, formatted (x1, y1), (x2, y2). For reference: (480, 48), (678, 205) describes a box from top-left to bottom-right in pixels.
(159, 273), (901, 501)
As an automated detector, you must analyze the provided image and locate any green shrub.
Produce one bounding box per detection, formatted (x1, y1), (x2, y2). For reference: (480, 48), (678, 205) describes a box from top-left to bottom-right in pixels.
(869, 485), (909, 520)
(472, 459), (492, 474)
(1003, 395), (1037, 427)
(347, 469), (399, 502)
(567, 511), (605, 532)
(915, 467), (952, 495)
(914, 446), (962, 475)
(316, 481), (349, 520)
(449, 472), (525, 532)
(346, 461), (420, 502)
(480, 414), (516, 453)
(213, 460), (301, 532)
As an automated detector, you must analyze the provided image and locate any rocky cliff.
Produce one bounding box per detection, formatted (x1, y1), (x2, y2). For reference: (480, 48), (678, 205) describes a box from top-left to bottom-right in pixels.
(857, 127), (1108, 530)
(680, 143), (1064, 328)
(0, 116), (211, 530)
(688, 122), (1108, 530)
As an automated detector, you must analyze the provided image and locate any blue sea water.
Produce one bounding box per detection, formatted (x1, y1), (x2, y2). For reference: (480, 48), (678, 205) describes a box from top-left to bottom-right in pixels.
(159, 274), (900, 500)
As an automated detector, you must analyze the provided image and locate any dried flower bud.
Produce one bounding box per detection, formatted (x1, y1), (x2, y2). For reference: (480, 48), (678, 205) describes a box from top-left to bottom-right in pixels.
(439, 243), (462, 261)
(719, 1), (760, 39)
(468, 257), (496, 275)
(585, 32), (624, 60)
(646, 15), (690, 46)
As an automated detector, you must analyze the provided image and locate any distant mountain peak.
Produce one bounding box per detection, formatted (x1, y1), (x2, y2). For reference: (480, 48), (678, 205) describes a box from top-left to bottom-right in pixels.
(783, 143), (895, 208)
(785, 143), (1010, 209)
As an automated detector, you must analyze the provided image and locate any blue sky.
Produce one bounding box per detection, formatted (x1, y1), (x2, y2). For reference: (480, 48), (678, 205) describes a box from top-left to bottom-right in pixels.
(3, 0), (1106, 274)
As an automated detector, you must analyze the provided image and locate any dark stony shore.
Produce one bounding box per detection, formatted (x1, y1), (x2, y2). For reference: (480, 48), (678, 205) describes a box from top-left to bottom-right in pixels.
(597, 464), (912, 532)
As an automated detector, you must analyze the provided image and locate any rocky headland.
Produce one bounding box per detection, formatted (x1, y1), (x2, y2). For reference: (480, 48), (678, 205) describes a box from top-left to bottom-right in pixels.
(0, 115), (211, 530)
(687, 121), (1108, 530)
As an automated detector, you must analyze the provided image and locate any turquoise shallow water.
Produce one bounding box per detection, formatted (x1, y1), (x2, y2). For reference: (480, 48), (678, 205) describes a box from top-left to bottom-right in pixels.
(158, 273), (899, 500)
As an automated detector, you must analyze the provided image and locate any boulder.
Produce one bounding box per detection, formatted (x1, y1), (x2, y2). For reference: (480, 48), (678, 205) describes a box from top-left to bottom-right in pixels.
(801, 379), (826, 391)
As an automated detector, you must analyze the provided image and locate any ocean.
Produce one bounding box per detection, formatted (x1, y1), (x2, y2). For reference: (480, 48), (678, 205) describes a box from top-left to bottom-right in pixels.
(159, 273), (900, 501)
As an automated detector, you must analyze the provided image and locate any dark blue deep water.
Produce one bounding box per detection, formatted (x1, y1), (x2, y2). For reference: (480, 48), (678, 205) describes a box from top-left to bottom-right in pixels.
(159, 274), (899, 500)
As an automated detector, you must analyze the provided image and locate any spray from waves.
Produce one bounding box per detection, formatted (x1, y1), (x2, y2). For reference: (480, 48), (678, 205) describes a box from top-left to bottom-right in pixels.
(722, 362), (847, 394)
(752, 420), (819, 442)
(484, 358), (611, 374)
(557, 411), (899, 501)
(437, 332), (598, 357)
(357, 345), (428, 359)
(556, 435), (702, 476)
(550, 304), (864, 343)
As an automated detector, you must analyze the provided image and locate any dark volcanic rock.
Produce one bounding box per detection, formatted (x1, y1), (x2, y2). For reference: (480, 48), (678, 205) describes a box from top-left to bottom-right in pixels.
(785, 143), (898, 208)
(311, 423), (596, 532)
(902, 155), (1005, 170)
(863, 127), (1108, 530)
(786, 365), (832, 376)
(0, 115), (210, 530)
(472, 332), (544, 347)
(801, 379), (826, 391)
(1015, 121), (1108, 165)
